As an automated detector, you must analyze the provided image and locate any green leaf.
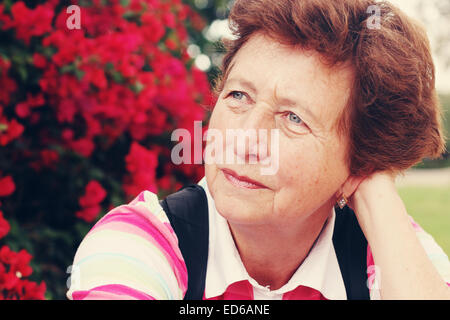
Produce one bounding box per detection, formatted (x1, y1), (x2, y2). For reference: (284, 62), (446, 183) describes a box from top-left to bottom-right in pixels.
(110, 70), (124, 83)
(75, 222), (91, 238)
(105, 62), (114, 71)
(120, 0), (131, 7)
(131, 81), (144, 94)
(60, 64), (76, 74)
(17, 65), (28, 82)
(89, 168), (105, 180)
(40, 227), (73, 245)
(42, 46), (56, 58)
(74, 69), (85, 81)
(79, 0), (93, 7)
(110, 193), (125, 207)
(0, 123), (8, 132)
(122, 11), (137, 20)
(3, 0), (12, 12)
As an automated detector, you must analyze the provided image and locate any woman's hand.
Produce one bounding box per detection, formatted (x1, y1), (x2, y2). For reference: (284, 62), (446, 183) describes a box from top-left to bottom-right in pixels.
(345, 170), (399, 237)
(345, 171), (450, 299)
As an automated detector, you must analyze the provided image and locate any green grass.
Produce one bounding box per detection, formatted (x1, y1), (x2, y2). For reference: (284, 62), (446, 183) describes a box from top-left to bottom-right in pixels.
(397, 186), (450, 256)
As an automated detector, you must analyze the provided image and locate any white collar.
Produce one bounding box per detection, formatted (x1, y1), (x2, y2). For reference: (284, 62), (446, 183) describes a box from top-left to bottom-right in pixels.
(198, 177), (347, 300)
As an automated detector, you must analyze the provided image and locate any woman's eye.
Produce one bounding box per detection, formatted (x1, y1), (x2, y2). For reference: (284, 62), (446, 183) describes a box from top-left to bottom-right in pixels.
(230, 91), (245, 100)
(280, 111), (311, 134)
(287, 112), (303, 124)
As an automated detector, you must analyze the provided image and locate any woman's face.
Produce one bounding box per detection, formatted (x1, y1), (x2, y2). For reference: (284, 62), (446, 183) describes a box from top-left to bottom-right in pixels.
(205, 33), (354, 228)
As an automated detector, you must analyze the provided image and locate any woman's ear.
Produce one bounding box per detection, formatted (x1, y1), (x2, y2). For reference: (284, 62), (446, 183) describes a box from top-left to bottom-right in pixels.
(335, 175), (366, 200)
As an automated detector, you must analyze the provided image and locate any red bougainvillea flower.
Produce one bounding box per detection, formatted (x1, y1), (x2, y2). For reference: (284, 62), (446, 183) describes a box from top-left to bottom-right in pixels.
(69, 138), (95, 158)
(15, 93), (45, 119)
(0, 176), (15, 197)
(125, 142), (158, 174)
(78, 180), (107, 208)
(0, 245), (16, 265)
(32, 53), (47, 69)
(29, 149), (60, 172)
(1, 270), (19, 291)
(0, 4), (12, 28)
(3, 2), (54, 44)
(0, 115), (24, 146)
(123, 142), (158, 197)
(75, 205), (102, 223)
(75, 181), (107, 223)
(0, 119), (24, 146)
(16, 280), (46, 300)
(9, 249), (33, 278)
(0, 246), (46, 300)
(40, 149), (59, 168)
(158, 176), (172, 190)
(0, 57), (17, 106)
(0, 210), (10, 239)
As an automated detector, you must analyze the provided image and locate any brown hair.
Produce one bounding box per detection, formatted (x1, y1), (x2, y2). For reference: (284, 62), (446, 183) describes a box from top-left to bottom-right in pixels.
(216, 0), (447, 176)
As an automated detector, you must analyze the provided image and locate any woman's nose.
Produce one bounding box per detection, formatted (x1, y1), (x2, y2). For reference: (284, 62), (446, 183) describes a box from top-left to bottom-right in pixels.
(229, 107), (275, 164)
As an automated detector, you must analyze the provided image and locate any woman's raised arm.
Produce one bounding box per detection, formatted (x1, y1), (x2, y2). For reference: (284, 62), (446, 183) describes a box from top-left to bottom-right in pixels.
(350, 172), (450, 300)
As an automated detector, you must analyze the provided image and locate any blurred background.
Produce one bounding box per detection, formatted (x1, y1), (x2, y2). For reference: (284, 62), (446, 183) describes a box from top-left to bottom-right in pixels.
(0, 0), (448, 300)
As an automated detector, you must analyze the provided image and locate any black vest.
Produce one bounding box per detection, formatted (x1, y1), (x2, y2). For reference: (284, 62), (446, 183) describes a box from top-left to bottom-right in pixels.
(160, 185), (370, 300)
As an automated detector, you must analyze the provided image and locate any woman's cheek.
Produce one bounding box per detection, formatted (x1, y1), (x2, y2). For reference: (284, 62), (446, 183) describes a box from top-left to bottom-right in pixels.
(209, 102), (232, 131)
(277, 138), (323, 187)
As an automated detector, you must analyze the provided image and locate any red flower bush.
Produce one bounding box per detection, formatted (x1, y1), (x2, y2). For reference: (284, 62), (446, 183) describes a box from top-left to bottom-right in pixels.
(0, 245), (46, 300)
(0, 0), (213, 299)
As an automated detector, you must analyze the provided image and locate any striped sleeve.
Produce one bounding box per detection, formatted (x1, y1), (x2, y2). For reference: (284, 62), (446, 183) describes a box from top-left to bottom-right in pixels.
(367, 215), (450, 300)
(408, 216), (450, 286)
(66, 191), (188, 300)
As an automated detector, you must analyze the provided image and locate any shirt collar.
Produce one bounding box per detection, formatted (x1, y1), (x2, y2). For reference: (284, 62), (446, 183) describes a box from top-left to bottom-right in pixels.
(198, 177), (347, 300)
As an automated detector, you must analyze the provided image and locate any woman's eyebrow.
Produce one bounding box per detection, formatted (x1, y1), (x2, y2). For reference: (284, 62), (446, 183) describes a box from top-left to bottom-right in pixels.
(274, 90), (321, 125)
(225, 77), (257, 95)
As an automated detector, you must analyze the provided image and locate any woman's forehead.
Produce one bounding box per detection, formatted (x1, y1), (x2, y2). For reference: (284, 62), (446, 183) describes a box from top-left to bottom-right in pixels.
(229, 33), (353, 81)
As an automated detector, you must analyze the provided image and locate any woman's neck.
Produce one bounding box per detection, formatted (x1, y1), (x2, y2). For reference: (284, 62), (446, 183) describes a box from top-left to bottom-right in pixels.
(227, 205), (331, 290)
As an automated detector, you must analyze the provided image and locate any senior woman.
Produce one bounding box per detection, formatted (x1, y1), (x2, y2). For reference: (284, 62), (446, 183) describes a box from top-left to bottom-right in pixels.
(67, 0), (450, 300)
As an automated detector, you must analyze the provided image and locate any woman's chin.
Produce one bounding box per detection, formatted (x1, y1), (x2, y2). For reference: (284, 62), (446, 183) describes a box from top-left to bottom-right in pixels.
(213, 191), (271, 225)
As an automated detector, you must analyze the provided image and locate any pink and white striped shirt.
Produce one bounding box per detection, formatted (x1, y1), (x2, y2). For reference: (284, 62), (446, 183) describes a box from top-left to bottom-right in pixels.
(67, 179), (450, 300)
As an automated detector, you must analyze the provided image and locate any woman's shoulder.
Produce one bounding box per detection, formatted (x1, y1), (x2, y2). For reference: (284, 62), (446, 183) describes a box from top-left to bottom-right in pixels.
(67, 190), (188, 300)
(84, 190), (180, 251)
(126, 190), (171, 223)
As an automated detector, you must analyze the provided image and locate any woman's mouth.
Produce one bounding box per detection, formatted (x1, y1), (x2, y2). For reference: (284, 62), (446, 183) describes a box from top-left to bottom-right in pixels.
(221, 168), (268, 189)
